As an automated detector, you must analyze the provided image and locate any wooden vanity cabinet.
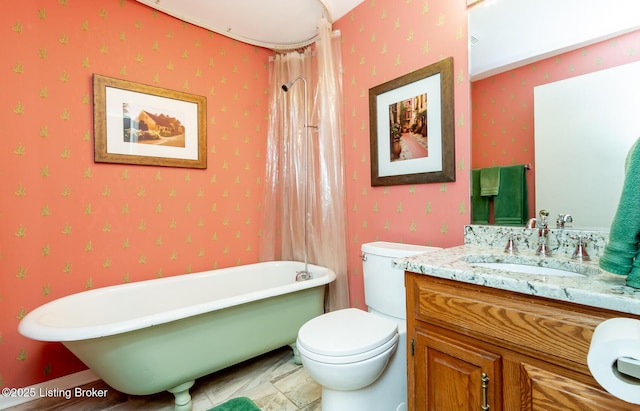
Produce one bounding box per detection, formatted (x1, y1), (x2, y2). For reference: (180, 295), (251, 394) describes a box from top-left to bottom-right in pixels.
(405, 272), (640, 411)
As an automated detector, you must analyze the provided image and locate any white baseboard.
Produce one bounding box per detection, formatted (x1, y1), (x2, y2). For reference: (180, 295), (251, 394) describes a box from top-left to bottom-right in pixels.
(0, 369), (99, 410)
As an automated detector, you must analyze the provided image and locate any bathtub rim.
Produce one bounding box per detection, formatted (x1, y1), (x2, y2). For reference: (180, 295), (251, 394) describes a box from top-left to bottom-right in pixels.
(19, 261), (335, 342)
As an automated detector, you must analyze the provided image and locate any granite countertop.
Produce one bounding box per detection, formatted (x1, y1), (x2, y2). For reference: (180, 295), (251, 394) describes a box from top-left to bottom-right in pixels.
(394, 244), (640, 316)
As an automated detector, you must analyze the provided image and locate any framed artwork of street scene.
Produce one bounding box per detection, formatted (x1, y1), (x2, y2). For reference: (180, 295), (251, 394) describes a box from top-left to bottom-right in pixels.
(368, 57), (455, 186)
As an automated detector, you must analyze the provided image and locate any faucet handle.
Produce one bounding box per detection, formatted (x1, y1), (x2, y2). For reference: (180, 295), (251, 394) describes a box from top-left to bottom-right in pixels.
(571, 234), (592, 261)
(499, 228), (519, 255)
(538, 209), (549, 228)
(556, 213), (573, 229)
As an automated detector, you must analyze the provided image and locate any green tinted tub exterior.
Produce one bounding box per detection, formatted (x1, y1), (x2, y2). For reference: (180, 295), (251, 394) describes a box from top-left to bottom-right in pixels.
(19, 261), (335, 411)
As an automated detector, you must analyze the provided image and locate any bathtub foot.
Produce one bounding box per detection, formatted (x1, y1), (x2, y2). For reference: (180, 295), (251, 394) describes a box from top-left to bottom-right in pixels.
(289, 342), (302, 365)
(168, 380), (195, 411)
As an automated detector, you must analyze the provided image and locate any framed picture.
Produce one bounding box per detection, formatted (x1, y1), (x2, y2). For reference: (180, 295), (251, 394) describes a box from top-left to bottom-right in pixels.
(368, 57), (455, 186)
(93, 74), (207, 169)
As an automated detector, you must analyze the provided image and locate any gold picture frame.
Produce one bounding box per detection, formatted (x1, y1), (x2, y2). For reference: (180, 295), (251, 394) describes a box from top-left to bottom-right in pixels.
(93, 74), (207, 169)
(368, 57), (455, 186)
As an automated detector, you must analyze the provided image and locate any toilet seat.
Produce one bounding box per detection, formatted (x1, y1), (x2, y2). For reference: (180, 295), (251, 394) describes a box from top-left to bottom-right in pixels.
(297, 308), (399, 364)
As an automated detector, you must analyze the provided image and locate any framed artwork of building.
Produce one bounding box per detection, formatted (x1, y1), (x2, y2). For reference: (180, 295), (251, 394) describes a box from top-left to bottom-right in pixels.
(93, 74), (207, 169)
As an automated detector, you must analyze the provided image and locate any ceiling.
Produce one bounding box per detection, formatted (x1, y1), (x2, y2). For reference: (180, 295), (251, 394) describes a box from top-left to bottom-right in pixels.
(469, 0), (640, 80)
(135, 0), (365, 50)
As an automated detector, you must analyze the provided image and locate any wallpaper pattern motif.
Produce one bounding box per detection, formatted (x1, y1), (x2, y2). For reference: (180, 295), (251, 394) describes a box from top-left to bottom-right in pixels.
(336, 0), (470, 308)
(1, 0), (270, 388)
(472, 29), (640, 220)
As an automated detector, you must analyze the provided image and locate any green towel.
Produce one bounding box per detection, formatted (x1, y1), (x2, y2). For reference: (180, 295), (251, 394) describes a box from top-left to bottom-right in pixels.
(480, 167), (500, 196)
(493, 165), (528, 226)
(627, 258), (640, 289)
(599, 137), (640, 287)
(208, 397), (261, 411)
(471, 169), (490, 224)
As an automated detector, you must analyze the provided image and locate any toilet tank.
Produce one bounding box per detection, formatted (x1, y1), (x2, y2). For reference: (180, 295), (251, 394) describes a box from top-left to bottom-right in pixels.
(361, 241), (441, 320)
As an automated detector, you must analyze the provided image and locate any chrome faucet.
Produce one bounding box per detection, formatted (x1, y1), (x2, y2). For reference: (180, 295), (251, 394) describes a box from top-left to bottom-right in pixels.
(556, 214), (573, 229)
(295, 270), (313, 281)
(527, 209), (552, 257)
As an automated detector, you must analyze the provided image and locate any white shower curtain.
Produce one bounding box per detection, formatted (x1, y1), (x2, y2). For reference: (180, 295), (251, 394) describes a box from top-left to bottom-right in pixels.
(261, 18), (349, 311)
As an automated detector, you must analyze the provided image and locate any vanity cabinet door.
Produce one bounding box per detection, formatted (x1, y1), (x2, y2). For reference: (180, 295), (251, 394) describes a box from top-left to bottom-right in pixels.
(410, 325), (502, 411)
(516, 360), (640, 411)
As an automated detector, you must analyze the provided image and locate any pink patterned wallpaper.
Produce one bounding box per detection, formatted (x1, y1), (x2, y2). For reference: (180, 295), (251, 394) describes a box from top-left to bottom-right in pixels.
(1, 0), (271, 388)
(336, 0), (470, 308)
(3, 0), (474, 390)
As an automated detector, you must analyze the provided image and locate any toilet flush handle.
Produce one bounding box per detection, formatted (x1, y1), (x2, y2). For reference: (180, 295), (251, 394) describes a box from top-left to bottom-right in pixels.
(361, 253), (367, 261)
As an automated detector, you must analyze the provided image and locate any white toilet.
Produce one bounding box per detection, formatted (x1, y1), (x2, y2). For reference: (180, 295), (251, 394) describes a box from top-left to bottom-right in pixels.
(296, 241), (441, 411)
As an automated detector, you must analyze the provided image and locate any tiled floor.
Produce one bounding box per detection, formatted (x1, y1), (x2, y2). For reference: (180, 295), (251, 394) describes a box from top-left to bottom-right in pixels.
(6, 347), (321, 411)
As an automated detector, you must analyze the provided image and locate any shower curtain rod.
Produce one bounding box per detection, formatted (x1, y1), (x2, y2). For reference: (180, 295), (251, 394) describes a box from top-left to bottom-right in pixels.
(268, 30), (341, 58)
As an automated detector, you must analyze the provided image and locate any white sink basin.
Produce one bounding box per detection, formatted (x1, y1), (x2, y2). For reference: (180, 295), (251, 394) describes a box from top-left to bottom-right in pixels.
(470, 262), (584, 277)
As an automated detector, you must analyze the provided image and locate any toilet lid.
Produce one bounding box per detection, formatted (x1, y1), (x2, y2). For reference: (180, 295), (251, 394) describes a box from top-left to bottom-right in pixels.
(297, 308), (398, 357)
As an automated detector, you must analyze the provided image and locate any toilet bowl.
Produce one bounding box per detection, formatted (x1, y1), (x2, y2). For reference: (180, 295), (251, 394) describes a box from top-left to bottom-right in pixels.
(297, 241), (441, 411)
(297, 308), (399, 391)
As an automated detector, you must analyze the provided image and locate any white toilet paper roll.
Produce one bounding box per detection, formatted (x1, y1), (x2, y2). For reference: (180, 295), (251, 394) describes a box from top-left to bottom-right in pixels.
(587, 317), (640, 404)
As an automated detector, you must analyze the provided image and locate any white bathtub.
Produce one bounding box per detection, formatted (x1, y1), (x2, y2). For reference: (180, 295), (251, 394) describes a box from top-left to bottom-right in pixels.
(19, 261), (335, 411)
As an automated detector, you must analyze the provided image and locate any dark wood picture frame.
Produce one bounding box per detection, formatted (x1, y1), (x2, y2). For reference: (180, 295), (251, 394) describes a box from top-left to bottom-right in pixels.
(369, 57), (455, 186)
(93, 74), (207, 169)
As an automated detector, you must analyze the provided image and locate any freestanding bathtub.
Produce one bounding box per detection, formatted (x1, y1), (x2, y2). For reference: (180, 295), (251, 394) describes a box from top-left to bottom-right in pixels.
(19, 261), (335, 411)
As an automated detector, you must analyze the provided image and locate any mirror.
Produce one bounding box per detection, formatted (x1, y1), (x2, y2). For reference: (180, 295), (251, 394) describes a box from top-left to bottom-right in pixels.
(469, 0), (640, 230)
(534, 64), (640, 230)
